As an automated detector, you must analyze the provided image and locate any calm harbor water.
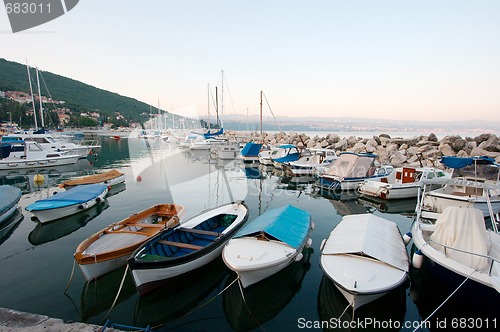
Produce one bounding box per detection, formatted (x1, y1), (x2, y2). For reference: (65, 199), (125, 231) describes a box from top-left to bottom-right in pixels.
(0, 135), (497, 331)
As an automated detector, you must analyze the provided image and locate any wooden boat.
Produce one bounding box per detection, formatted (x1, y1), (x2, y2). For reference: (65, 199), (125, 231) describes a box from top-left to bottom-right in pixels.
(222, 205), (313, 288)
(411, 206), (500, 298)
(128, 201), (249, 296)
(320, 213), (409, 310)
(58, 169), (125, 189)
(358, 166), (450, 200)
(0, 185), (22, 225)
(317, 152), (394, 191)
(74, 203), (185, 281)
(25, 184), (109, 223)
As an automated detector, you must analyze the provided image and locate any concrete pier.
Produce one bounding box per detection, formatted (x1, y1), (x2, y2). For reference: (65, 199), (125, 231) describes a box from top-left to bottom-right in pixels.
(0, 308), (123, 331)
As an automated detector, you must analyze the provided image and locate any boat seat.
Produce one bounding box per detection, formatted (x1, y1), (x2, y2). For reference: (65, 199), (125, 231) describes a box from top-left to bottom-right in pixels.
(157, 240), (203, 250)
(178, 227), (220, 237)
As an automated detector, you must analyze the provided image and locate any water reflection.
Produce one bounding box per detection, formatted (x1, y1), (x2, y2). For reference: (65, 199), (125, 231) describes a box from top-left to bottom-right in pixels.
(357, 196), (417, 215)
(223, 247), (312, 331)
(134, 257), (230, 328)
(28, 200), (110, 245)
(0, 208), (23, 247)
(318, 275), (407, 331)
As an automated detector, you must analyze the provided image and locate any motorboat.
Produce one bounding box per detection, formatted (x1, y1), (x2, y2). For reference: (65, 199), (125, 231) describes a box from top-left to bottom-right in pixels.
(358, 166), (450, 200)
(317, 152), (394, 191)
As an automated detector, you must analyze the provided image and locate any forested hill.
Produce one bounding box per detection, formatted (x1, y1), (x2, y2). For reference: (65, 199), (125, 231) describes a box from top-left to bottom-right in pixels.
(0, 58), (151, 122)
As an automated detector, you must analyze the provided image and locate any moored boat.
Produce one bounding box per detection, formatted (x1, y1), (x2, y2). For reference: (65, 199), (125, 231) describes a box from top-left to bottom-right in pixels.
(420, 156), (500, 219)
(358, 166), (450, 200)
(222, 205), (313, 288)
(58, 169), (125, 189)
(317, 152), (394, 192)
(75, 203), (185, 281)
(320, 213), (409, 310)
(128, 201), (249, 296)
(411, 206), (500, 298)
(0, 185), (22, 225)
(25, 183), (108, 223)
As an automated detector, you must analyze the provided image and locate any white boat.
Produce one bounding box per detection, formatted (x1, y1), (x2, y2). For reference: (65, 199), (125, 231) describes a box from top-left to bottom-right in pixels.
(411, 206), (500, 297)
(222, 205), (313, 288)
(283, 149), (338, 177)
(241, 142), (263, 163)
(25, 184), (108, 223)
(1, 132), (100, 158)
(190, 137), (227, 150)
(421, 156), (500, 219)
(317, 152), (394, 191)
(320, 213), (409, 309)
(258, 147), (276, 166)
(358, 166), (450, 200)
(128, 201), (249, 296)
(0, 141), (80, 171)
(270, 144), (301, 169)
(213, 141), (240, 160)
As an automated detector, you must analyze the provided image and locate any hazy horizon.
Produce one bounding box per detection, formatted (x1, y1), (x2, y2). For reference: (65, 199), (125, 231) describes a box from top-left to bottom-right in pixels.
(2, 1), (499, 123)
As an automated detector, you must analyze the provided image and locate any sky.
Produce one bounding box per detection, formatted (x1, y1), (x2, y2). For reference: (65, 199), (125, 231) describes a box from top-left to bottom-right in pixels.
(1, 0), (500, 122)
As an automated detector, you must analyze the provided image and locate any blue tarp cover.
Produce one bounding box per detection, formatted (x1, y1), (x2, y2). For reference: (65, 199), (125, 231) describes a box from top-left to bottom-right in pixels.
(0, 185), (22, 215)
(26, 184), (107, 211)
(441, 156), (496, 169)
(241, 142), (262, 157)
(234, 205), (311, 249)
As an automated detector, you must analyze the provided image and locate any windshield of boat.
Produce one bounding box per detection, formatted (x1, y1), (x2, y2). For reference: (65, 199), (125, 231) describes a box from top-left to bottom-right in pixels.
(452, 164), (499, 181)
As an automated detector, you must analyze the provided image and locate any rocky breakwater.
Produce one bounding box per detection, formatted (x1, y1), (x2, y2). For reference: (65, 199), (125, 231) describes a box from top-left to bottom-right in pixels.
(255, 131), (500, 167)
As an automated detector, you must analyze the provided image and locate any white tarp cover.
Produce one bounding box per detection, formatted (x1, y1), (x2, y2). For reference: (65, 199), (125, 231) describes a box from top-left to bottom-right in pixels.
(430, 207), (491, 270)
(322, 214), (409, 272)
(325, 153), (374, 179)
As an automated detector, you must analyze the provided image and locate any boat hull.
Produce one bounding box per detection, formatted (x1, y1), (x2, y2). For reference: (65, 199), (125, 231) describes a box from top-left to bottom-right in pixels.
(223, 239), (305, 288)
(29, 188), (108, 223)
(75, 204), (185, 281)
(359, 182), (420, 199)
(0, 155), (80, 170)
(129, 202), (249, 296)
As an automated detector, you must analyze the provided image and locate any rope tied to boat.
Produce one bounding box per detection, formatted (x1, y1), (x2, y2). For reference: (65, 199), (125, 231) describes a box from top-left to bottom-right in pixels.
(412, 269), (478, 332)
(236, 276), (266, 332)
(100, 264), (130, 325)
(64, 259), (76, 293)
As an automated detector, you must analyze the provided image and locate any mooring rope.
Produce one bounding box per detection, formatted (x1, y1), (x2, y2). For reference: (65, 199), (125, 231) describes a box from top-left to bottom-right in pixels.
(64, 259), (76, 293)
(151, 275), (242, 330)
(412, 269), (477, 332)
(100, 264), (130, 325)
(237, 278), (266, 332)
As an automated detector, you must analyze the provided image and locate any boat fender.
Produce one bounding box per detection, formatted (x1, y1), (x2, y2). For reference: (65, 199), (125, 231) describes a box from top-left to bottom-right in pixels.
(78, 204), (85, 209)
(310, 222), (315, 230)
(295, 252), (303, 262)
(412, 250), (423, 269)
(306, 237), (313, 248)
(96, 197), (102, 203)
(320, 239), (326, 252)
(403, 232), (412, 246)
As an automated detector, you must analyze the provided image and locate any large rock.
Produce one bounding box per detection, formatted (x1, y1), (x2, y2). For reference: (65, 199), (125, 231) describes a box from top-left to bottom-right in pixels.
(478, 136), (499, 152)
(386, 143), (399, 156)
(334, 139), (348, 150)
(427, 133), (438, 142)
(439, 143), (455, 156)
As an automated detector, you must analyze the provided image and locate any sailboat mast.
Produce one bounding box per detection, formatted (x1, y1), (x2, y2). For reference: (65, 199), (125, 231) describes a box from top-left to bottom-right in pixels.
(220, 70), (223, 128)
(26, 60), (38, 130)
(157, 99), (161, 131)
(260, 90), (263, 139)
(207, 83), (210, 130)
(36, 67), (44, 128)
(215, 86), (218, 130)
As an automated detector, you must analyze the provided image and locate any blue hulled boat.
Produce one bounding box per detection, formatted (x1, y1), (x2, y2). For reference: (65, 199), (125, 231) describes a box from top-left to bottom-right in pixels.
(0, 185), (22, 226)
